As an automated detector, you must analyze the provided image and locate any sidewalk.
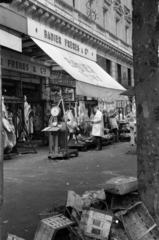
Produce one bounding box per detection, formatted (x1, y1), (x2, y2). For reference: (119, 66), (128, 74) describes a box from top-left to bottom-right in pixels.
(2, 142), (137, 240)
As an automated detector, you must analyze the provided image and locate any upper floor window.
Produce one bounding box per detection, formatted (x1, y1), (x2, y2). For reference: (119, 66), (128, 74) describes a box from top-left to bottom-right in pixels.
(73, 0), (75, 8)
(128, 68), (132, 86)
(103, 9), (107, 29)
(115, 19), (119, 37)
(117, 63), (121, 83)
(106, 59), (111, 76)
(125, 26), (129, 44)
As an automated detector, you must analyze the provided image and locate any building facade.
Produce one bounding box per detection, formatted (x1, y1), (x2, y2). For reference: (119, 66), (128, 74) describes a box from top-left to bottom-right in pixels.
(0, 0), (133, 99)
(0, 0), (133, 139)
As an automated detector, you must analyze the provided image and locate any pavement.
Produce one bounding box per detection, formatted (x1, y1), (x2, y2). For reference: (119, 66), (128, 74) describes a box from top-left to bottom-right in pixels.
(2, 142), (137, 240)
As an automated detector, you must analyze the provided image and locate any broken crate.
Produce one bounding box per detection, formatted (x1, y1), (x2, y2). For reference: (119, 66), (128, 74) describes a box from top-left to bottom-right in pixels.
(34, 214), (74, 240)
(118, 202), (159, 240)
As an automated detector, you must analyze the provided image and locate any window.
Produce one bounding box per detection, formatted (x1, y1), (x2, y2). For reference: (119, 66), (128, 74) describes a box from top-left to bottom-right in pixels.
(106, 59), (111, 75)
(128, 68), (131, 86)
(125, 26), (129, 44)
(73, 0), (75, 8)
(117, 64), (121, 83)
(103, 9), (107, 29)
(115, 19), (119, 37)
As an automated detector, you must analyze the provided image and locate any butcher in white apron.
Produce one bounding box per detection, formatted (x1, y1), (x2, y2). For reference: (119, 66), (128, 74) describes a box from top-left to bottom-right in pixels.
(91, 106), (104, 151)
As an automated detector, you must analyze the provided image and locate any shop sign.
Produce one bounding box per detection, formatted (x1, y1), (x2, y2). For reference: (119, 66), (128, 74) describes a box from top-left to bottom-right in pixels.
(1, 54), (50, 77)
(27, 19), (96, 61)
(50, 77), (76, 88)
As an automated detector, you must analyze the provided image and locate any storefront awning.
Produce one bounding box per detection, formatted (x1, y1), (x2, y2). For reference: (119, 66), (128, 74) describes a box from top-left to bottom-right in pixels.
(32, 37), (126, 100)
(0, 29), (22, 52)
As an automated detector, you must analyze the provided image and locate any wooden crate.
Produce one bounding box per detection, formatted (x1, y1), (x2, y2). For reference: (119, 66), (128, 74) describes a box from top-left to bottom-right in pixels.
(79, 208), (112, 240)
(7, 234), (25, 240)
(34, 214), (74, 240)
(119, 202), (159, 240)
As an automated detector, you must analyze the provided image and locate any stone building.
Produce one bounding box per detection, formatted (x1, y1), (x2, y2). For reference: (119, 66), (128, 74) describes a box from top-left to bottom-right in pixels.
(0, 0), (132, 139)
(0, 0), (132, 100)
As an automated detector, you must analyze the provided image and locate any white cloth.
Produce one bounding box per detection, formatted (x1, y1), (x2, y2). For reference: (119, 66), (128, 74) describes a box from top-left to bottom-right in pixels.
(109, 118), (118, 130)
(91, 110), (104, 137)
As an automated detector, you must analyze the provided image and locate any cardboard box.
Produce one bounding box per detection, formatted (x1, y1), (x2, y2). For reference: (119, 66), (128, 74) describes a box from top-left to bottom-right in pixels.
(105, 177), (138, 195)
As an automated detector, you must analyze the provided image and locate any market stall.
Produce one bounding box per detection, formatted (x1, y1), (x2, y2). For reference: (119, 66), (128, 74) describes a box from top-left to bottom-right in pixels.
(120, 88), (136, 145)
(31, 37), (128, 151)
(2, 96), (38, 159)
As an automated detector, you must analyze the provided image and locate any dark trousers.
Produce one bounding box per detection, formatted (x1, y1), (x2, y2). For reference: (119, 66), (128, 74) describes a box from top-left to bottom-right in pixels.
(95, 136), (102, 150)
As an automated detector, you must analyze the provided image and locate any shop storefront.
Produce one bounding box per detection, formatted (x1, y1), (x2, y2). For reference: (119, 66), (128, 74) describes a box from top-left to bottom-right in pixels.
(25, 18), (128, 146)
(1, 48), (50, 141)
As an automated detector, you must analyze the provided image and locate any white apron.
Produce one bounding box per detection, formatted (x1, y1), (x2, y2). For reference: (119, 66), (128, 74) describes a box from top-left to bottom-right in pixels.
(91, 110), (104, 137)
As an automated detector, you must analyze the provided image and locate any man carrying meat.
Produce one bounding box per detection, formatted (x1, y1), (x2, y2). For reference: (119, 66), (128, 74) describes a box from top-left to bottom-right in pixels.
(91, 106), (104, 151)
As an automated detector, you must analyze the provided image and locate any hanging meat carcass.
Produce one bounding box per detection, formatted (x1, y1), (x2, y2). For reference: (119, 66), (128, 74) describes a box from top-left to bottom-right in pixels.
(65, 110), (78, 133)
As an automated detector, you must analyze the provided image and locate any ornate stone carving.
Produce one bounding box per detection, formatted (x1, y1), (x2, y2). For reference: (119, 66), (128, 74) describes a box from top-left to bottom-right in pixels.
(26, 5), (36, 17)
(40, 12), (50, 23)
(18, 0), (29, 11)
(124, 6), (131, 24)
(86, 0), (98, 21)
(113, 0), (123, 16)
(11, 0), (22, 8)
(46, 16), (56, 26)
(104, 0), (112, 6)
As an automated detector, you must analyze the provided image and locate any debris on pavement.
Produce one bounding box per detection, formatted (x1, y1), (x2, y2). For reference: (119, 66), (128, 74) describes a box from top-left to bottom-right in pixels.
(66, 190), (84, 212)
(34, 179), (159, 240)
(10, 176), (159, 240)
(66, 190), (106, 212)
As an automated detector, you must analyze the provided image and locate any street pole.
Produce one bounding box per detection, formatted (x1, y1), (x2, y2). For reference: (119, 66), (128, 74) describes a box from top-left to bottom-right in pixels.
(0, 45), (4, 239)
